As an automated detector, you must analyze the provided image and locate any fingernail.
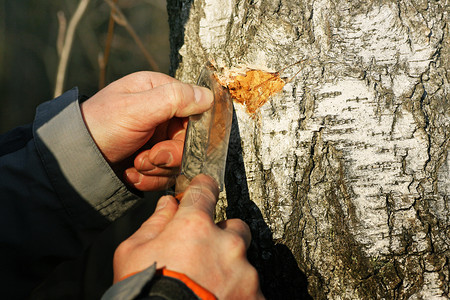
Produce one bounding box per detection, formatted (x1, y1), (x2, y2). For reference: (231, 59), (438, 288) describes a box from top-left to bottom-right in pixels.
(193, 86), (213, 105)
(180, 185), (202, 207)
(179, 175), (219, 207)
(197, 174), (219, 198)
(125, 169), (142, 185)
(155, 197), (169, 211)
(139, 156), (155, 172)
(153, 151), (173, 167)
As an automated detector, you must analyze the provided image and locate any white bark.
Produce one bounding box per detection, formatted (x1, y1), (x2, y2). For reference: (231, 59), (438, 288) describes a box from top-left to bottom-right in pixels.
(168, 0), (449, 298)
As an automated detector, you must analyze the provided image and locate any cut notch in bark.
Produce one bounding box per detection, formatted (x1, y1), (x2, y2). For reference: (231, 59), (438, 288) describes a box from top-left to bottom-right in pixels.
(216, 69), (284, 116)
(216, 60), (306, 116)
(222, 70), (285, 115)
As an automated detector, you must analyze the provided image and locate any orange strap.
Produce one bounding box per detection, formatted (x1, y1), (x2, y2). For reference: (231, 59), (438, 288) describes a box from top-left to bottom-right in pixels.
(157, 268), (217, 300)
(119, 268), (216, 300)
(118, 271), (141, 282)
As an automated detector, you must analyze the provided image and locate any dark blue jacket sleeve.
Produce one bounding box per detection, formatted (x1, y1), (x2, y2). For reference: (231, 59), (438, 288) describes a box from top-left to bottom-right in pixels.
(0, 88), (142, 298)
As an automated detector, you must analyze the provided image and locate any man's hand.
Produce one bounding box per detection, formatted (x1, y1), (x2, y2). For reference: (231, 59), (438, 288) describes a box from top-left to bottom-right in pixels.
(80, 72), (213, 191)
(113, 175), (264, 299)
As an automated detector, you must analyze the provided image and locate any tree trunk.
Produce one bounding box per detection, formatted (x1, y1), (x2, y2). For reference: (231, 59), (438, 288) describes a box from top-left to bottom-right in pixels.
(167, 0), (449, 298)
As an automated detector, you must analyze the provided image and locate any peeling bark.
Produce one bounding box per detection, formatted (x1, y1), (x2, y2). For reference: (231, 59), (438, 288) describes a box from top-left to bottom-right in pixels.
(167, 0), (449, 298)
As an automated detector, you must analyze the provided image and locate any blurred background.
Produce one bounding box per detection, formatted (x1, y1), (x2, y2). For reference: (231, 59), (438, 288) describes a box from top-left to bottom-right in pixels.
(1, 1), (171, 298)
(0, 0), (170, 133)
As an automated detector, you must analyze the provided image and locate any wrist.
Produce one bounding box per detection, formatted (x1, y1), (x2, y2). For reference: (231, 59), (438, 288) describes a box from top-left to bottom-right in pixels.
(155, 268), (217, 300)
(116, 267), (217, 300)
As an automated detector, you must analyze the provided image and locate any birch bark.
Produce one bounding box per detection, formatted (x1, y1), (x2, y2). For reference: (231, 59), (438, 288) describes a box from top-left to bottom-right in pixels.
(167, 0), (449, 298)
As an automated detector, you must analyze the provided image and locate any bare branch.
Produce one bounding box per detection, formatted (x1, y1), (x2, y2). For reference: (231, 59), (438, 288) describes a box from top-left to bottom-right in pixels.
(99, 0), (119, 89)
(54, 0), (91, 98)
(56, 11), (67, 57)
(104, 0), (160, 72)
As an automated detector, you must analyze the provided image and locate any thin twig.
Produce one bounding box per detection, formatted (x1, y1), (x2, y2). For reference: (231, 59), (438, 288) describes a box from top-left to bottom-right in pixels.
(104, 0), (160, 72)
(286, 63), (306, 83)
(277, 58), (309, 83)
(54, 0), (91, 98)
(277, 58), (307, 74)
(98, 52), (106, 86)
(56, 11), (67, 57)
(99, 0), (119, 89)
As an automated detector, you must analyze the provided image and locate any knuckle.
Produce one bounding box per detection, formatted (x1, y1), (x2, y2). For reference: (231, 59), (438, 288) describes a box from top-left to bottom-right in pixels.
(113, 239), (135, 261)
(224, 232), (247, 256)
(236, 261), (260, 299)
(133, 71), (154, 89)
(138, 71), (156, 88)
(179, 212), (213, 236)
(165, 82), (187, 109)
(188, 211), (213, 228)
(242, 266), (261, 297)
(225, 263), (261, 299)
(146, 212), (168, 227)
(247, 265), (260, 283)
(233, 218), (251, 234)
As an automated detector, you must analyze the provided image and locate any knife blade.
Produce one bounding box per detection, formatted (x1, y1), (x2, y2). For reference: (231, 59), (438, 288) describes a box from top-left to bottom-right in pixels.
(175, 62), (233, 198)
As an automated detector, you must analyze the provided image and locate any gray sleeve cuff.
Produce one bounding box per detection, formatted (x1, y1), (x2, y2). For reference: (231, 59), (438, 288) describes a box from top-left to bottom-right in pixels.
(101, 264), (157, 300)
(33, 88), (142, 229)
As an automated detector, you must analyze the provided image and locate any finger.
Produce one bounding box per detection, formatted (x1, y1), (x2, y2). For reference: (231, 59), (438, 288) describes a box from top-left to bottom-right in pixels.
(217, 219), (252, 249)
(167, 117), (187, 142)
(109, 71), (180, 94)
(128, 195), (179, 241)
(130, 82), (213, 130)
(146, 121), (170, 146)
(182, 117), (189, 130)
(176, 174), (219, 218)
(124, 168), (176, 191)
(150, 117), (185, 145)
(135, 140), (184, 171)
(138, 166), (179, 177)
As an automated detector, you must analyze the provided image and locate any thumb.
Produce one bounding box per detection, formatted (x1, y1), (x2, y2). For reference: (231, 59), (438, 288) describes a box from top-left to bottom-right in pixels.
(128, 196), (179, 242)
(133, 82), (214, 130)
